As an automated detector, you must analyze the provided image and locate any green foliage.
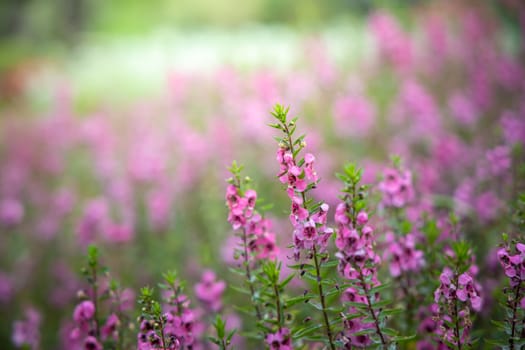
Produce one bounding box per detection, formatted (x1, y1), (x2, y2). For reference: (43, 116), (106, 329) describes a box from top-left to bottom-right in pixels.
(209, 315), (236, 350)
(87, 244), (99, 269)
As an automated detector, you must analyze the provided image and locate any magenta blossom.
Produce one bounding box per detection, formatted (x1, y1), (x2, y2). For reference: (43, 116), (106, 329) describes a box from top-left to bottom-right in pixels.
(194, 270), (226, 312)
(266, 328), (292, 350)
(73, 300), (95, 324)
(378, 167), (414, 208)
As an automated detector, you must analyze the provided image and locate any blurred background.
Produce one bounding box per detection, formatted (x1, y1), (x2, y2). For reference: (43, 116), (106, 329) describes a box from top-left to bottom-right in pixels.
(1, 0), (524, 349)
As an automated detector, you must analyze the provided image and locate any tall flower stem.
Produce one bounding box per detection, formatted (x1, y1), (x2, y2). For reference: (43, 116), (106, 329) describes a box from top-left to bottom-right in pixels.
(281, 116), (336, 350)
(509, 283), (521, 350)
(91, 266), (100, 338)
(242, 226), (263, 321)
(358, 270), (387, 347)
(312, 245), (335, 350)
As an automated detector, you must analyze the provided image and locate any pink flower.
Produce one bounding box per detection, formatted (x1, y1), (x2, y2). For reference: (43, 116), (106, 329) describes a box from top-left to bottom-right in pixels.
(84, 335), (102, 350)
(194, 270), (226, 312)
(356, 211), (368, 225)
(0, 198), (24, 227)
(475, 191), (501, 222)
(383, 232), (425, 278)
(101, 314), (119, 341)
(369, 11), (413, 71)
(266, 328), (292, 350)
(378, 168), (414, 208)
(245, 189), (257, 209)
(501, 110), (525, 147)
(73, 300), (95, 323)
(147, 190), (172, 231)
(304, 153), (318, 182)
(251, 233), (280, 260)
(0, 272), (14, 303)
(290, 196), (309, 224)
(448, 92), (478, 125)
(103, 222), (134, 243)
(335, 203), (349, 225)
(12, 308), (41, 349)
(485, 146), (511, 177)
(333, 95), (375, 137)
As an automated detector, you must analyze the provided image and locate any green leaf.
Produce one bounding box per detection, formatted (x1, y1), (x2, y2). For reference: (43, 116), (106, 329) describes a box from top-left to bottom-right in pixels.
(307, 300), (323, 311)
(279, 273), (296, 288)
(320, 260), (339, 268)
(369, 283), (391, 294)
(293, 323), (324, 338)
(392, 334), (416, 343)
(287, 264), (315, 270)
(285, 295), (313, 307)
(382, 328), (398, 336)
(382, 308), (403, 316)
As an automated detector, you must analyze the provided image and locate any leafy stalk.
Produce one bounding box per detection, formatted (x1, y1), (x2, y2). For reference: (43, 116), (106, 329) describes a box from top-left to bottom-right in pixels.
(271, 104), (336, 350)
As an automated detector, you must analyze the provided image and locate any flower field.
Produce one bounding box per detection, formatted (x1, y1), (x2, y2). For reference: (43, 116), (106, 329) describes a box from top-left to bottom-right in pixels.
(1, 2), (525, 349)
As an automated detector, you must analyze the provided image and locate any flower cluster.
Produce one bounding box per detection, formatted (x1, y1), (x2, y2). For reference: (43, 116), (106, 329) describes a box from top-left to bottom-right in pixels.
(0, 197), (24, 227)
(138, 272), (198, 350)
(69, 300), (103, 350)
(276, 149), (318, 197)
(335, 205), (380, 282)
(383, 232), (425, 277)
(434, 268), (482, 313)
(137, 308), (194, 350)
(334, 163), (390, 348)
(12, 308), (41, 350)
(433, 244), (482, 348)
(225, 182), (279, 260)
(194, 270), (226, 312)
(290, 197), (332, 260)
(378, 167), (414, 208)
(336, 208), (384, 347)
(492, 238), (525, 348)
(272, 106), (332, 261)
(498, 241), (525, 288)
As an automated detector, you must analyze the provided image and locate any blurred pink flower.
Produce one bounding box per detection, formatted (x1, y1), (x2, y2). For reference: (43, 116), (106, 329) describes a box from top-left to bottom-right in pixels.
(0, 198), (24, 227)
(194, 270), (226, 312)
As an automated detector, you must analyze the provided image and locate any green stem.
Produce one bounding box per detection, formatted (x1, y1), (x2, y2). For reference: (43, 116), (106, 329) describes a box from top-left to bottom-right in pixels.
(313, 245), (336, 350)
(509, 283), (521, 350)
(241, 227), (263, 321)
(453, 273), (462, 350)
(91, 266), (100, 339)
(359, 269), (387, 347)
(282, 118), (336, 350)
(273, 278), (283, 331)
(159, 318), (168, 350)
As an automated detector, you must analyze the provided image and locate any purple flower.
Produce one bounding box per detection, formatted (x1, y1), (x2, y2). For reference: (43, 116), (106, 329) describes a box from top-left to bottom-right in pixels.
(0, 198), (24, 227)
(378, 168), (414, 208)
(73, 300), (95, 324)
(84, 335), (102, 350)
(12, 308), (41, 349)
(383, 232), (425, 278)
(266, 328), (292, 350)
(194, 270), (226, 312)
(101, 314), (119, 341)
